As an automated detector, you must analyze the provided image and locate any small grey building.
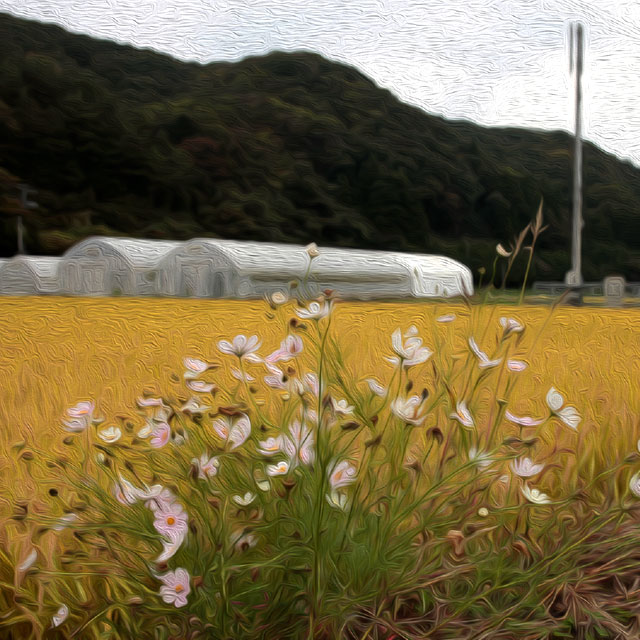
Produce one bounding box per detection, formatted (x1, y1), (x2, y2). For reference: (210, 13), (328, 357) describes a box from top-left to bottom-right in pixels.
(0, 256), (62, 295)
(61, 237), (183, 296)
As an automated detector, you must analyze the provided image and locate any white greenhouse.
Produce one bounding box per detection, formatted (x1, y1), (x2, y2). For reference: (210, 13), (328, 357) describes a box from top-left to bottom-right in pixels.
(60, 237), (184, 296)
(158, 238), (473, 300)
(0, 256), (63, 295)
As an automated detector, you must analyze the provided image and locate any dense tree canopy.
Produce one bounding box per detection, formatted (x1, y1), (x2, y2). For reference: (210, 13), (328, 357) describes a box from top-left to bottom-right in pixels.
(1, 12), (639, 284)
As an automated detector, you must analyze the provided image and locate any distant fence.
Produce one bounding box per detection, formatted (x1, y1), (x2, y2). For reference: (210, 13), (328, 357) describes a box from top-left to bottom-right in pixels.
(533, 281), (640, 297)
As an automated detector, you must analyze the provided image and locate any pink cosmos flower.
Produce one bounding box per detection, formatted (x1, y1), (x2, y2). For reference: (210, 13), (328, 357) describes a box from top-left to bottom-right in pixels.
(218, 335), (262, 362)
(264, 363), (287, 390)
(63, 401), (97, 432)
(183, 357), (213, 379)
(511, 457), (544, 478)
(231, 368), (255, 383)
(281, 421), (315, 467)
(150, 422), (171, 448)
(52, 604), (69, 628)
(328, 460), (357, 490)
(191, 453), (220, 479)
(153, 502), (188, 562)
(257, 436), (282, 456)
(265, 335), (304, 363)
(186, 380), (216, 393)
(158, 568), (190, 608)
(507, 360), (527, 372)
(212, 413), (251, 450)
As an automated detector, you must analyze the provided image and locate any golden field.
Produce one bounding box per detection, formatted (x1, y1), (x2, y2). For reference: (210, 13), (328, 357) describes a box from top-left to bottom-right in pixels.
(0, 295), (639, 503)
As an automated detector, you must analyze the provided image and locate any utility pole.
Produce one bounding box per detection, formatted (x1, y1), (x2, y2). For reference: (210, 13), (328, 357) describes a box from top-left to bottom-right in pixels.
(16, 183), (38, 255)
(565, 21), (584, 294)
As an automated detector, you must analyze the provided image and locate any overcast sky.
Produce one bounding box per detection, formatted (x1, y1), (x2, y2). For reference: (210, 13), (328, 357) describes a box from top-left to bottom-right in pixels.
(2, 0), (639, 167)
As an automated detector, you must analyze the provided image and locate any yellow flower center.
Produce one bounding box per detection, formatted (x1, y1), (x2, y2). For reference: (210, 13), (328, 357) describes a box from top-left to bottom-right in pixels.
(166, 516), (175, 526)
(175, 584), (184, 593)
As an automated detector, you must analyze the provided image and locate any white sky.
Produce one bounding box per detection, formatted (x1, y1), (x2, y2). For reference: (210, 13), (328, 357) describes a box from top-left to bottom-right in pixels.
(2, 0), (639, 167)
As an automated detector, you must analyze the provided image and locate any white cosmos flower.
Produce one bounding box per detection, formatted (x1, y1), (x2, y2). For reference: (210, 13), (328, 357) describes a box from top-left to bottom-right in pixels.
(331, 398), (354, 416)
(52, 604), (69, 628)
(366, 378), (386, 396)
(468, 446), (492, 469)
(191, 453), (220, 479)
(521, 484), (551, 505)
(137, 420), (154, 439)
(436, 313), (456, 323)
(256, 478), (271, 491)
(53, 513), (78, 531)
(186, 380), (216, 393)
(266, 461), (290, 476)
(137, 397), (165, 407)
(257, 436), (282, 456)
(271, 291), (289, 305)
(507, 360), (527, 372)
(387, 328), (432, 368)
(303, 373), (319, 396)
(496, 243), (512, 257)
(546, 388), (581, 429)
(305, 242), (320, 258)
(230, 529), (258, 552)
(98, 426), (121, 444)
(468, 337), (502, 369)
(233, 492), (256, 506)
(181, 397), (211, 414)
(391, 395), (426, 426)
(295, 300), (332, 320)
(326, 490), (349, 510)
(212, 413), (251, 450)
(505, 411), (545, 427)
(450, 401), (475, 429)
(231, 368), (255, 383)
(328, 460), (357, 490)
(18, 549), (37, 573)
(217, 335), (262, 362)
(629, 472), (640, 498)
(500, 317), (524, 335)
(511, 457), (545, 478)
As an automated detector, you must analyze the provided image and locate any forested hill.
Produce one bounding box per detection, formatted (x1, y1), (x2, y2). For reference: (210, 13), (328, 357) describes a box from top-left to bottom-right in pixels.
(1, 12), (639, 283)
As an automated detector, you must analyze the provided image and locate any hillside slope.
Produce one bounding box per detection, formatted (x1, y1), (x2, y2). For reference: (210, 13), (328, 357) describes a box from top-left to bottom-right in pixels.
(1, 11), (639, 283)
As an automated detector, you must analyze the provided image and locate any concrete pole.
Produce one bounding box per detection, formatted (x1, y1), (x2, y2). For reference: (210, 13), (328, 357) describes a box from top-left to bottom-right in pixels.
(566, 22), (584, 291)
(571, 22), (584, 286)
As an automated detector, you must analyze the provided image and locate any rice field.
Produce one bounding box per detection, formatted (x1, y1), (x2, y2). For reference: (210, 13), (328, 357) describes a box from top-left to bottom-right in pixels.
(0, 295), (639, 501)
